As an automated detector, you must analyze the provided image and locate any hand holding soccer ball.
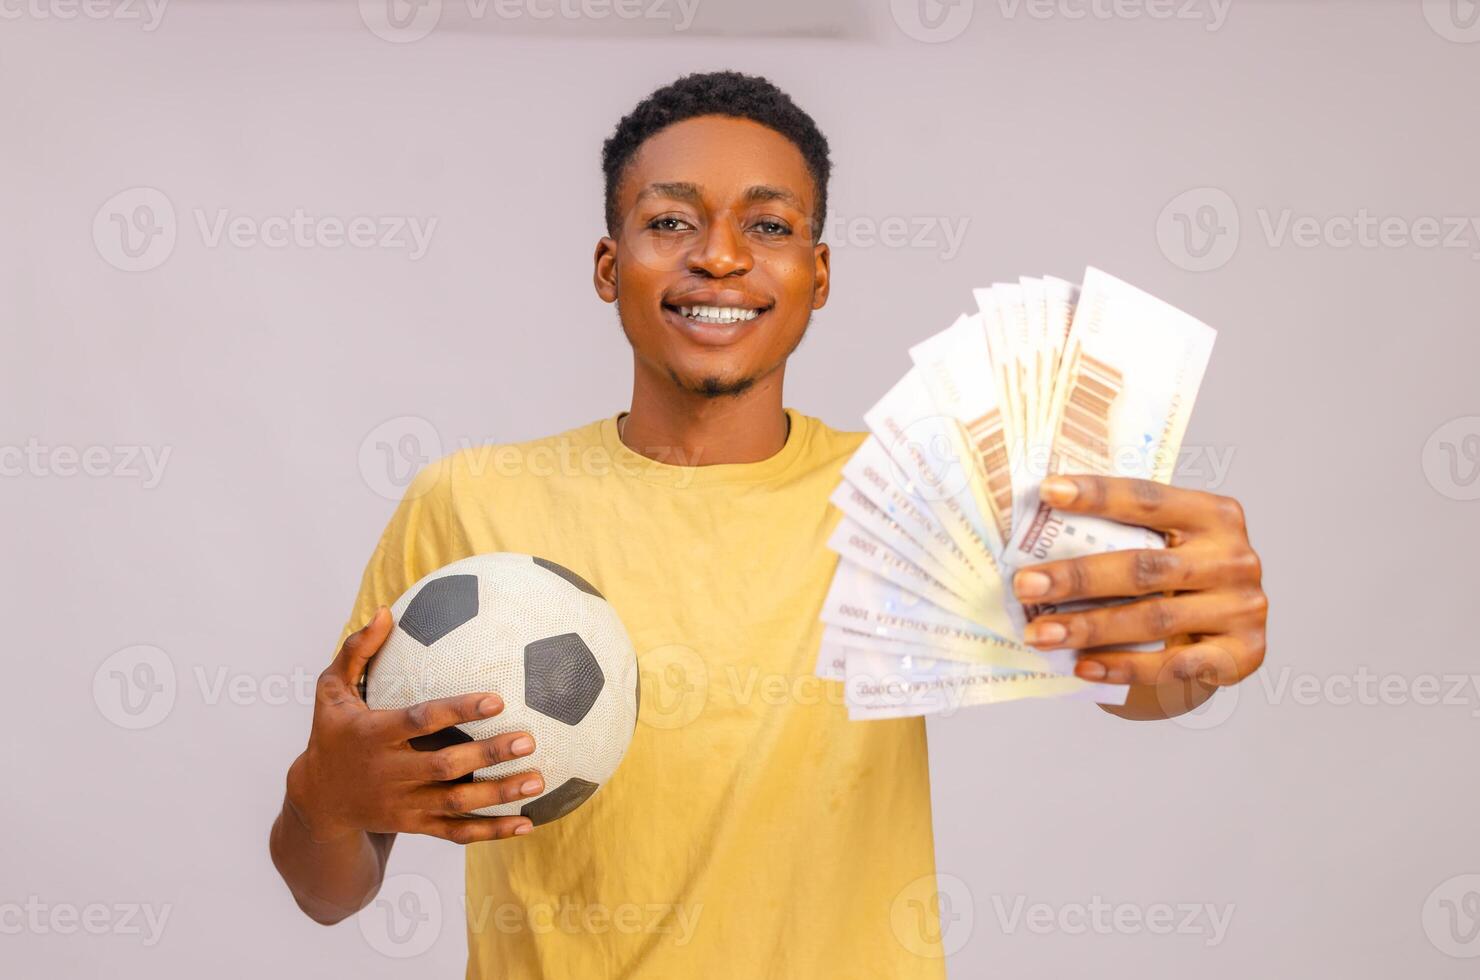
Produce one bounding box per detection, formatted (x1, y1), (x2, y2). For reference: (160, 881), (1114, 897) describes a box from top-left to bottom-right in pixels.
(285, 553), (639, 845)
(286, 607), (546, 844)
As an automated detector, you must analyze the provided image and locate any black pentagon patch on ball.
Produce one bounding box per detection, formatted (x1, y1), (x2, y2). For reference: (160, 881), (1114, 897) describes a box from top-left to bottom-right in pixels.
(408, 726), (474, 783)
(521, 777), (599, 826)
(524, 633), (604, 725)
(532, 556), (603, 598)
(401, 573), (479, 647)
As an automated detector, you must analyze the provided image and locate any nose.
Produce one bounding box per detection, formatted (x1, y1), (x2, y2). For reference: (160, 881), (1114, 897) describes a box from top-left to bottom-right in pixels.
(686, 215), (752, 278)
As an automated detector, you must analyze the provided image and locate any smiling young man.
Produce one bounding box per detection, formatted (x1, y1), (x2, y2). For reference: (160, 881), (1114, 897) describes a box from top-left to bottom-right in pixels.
(269, 71), (1268, 977)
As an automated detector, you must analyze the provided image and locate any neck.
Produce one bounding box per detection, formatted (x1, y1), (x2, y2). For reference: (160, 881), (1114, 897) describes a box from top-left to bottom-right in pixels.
(620, 361), (790, 466)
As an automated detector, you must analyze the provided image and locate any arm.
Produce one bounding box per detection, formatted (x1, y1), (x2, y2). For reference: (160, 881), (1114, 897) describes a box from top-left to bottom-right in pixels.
(1012, 475), (1268, 722)
(268, 607), (544, 924)
(269, 768), (396, 925)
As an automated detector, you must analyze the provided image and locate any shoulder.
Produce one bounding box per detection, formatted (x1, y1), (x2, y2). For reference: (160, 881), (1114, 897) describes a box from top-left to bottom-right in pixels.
(795, 410), (867, 466)
(781, 410), (866, 492)
(408, 417), (608, 500)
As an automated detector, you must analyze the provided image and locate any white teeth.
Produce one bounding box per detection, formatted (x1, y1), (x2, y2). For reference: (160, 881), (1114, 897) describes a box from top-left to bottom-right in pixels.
(677, 305), (761, 324)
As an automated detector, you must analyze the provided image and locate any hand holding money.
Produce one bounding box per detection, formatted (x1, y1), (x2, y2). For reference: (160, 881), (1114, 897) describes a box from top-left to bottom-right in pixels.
(1012, 474), (1267, 720)
(818, 268), (1267, 721)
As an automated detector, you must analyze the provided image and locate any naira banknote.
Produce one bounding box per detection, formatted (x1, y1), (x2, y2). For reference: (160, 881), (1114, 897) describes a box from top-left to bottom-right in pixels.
(1006, 267), (1216, 567)
(909, 313), (1015, 549)
(864, 368), (1002, 578)
(818, 560), (1076, 675)
(840, 437), (983, 599)
(819, 267), (1217, 718)
(837, 646), (1128, 719)
(828, 517), (1005, 631)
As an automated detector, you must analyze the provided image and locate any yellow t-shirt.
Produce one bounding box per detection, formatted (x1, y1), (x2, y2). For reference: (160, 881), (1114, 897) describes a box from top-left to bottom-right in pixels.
(337, 408), (946, 978)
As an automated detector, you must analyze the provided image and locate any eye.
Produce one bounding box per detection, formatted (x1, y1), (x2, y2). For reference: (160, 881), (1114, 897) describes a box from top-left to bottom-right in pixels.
(648, 215), (694, 233)
(752, 219), (792, 237)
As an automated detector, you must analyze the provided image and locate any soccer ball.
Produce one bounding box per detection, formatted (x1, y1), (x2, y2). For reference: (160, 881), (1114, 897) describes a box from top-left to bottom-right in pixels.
(363, 553), (639, 825)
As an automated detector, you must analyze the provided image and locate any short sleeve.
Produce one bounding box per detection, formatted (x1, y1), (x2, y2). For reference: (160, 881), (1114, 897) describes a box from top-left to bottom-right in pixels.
(332, 454), (462, 654)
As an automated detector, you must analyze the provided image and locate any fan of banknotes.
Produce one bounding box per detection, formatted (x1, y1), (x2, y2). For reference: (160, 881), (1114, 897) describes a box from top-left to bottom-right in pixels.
(816, 268), (1217, 720)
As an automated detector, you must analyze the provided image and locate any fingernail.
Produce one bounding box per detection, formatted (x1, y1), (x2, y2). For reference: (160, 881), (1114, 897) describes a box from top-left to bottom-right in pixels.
(478, 696), (502, 716)
(514, 823), (532, 835)
(1014, 571), (1052, 598)
(1025, 622), (1067, 646)
(510, 736), (534, 755)
(1076, 660), (1108, 681)
(520, 778), (543, 796)
(1041, 477), (1078, 505)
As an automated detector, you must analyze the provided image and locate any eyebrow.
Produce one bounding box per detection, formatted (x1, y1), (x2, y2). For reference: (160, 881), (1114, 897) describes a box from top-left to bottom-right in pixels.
(635, 181), (701, 206)
(741, 184), (803, 210)
(635, 182), (805, 212)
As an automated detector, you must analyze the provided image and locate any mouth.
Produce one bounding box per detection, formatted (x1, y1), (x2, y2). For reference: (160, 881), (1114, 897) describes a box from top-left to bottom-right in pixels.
(660, 302), (773, 345)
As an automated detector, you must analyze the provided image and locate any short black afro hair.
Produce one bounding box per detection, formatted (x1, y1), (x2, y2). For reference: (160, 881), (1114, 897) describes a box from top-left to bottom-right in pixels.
(601, 71), (831, 243)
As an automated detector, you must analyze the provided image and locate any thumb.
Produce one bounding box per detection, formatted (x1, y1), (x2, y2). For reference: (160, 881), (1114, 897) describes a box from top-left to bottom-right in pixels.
(332, 605), (393, 696)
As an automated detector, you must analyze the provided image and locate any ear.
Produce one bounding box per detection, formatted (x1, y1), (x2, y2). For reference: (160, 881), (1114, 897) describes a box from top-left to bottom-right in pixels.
(811, 241), (831, 310)
(593, 236), (618, 304)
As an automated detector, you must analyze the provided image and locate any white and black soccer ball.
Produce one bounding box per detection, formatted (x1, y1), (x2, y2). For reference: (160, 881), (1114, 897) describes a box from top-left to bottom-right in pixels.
(362, 553), (639, 826)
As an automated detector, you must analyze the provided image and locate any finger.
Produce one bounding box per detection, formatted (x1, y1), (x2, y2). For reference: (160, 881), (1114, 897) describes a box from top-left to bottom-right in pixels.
(1072, 635), (1257, 687)
(413, 732), (537, 783)
(320, 607), (391, 701)
(382, 691), (506, 741)
(1040, 475), (1244, 535)
(1023, 591), (1265, 650)
(1014, 542), (1252, 603)
(419, 769), (546, 815)
(419, 815), (534, 844)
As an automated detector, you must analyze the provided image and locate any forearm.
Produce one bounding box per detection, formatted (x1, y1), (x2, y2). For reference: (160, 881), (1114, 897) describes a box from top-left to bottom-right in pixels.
(269, 753), (393, 924)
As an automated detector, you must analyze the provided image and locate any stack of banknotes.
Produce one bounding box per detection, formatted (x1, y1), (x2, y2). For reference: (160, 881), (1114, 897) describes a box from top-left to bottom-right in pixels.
(817, 268), (1217, 719)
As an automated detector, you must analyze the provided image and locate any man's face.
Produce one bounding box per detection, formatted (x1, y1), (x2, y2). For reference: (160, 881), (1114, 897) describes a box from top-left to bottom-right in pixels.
(594, 115), (830, 398)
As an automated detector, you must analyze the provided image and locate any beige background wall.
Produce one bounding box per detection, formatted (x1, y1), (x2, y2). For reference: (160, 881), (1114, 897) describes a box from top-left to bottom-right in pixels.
(4, 1), (1479, 976)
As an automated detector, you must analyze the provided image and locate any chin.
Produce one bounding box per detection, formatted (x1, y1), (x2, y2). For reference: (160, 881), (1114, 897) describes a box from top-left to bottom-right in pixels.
(669, 365), (757, 399)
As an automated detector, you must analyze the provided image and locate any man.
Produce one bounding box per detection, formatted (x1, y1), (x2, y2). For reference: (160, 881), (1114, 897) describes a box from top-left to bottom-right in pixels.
(269, 71), (1267, 976)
